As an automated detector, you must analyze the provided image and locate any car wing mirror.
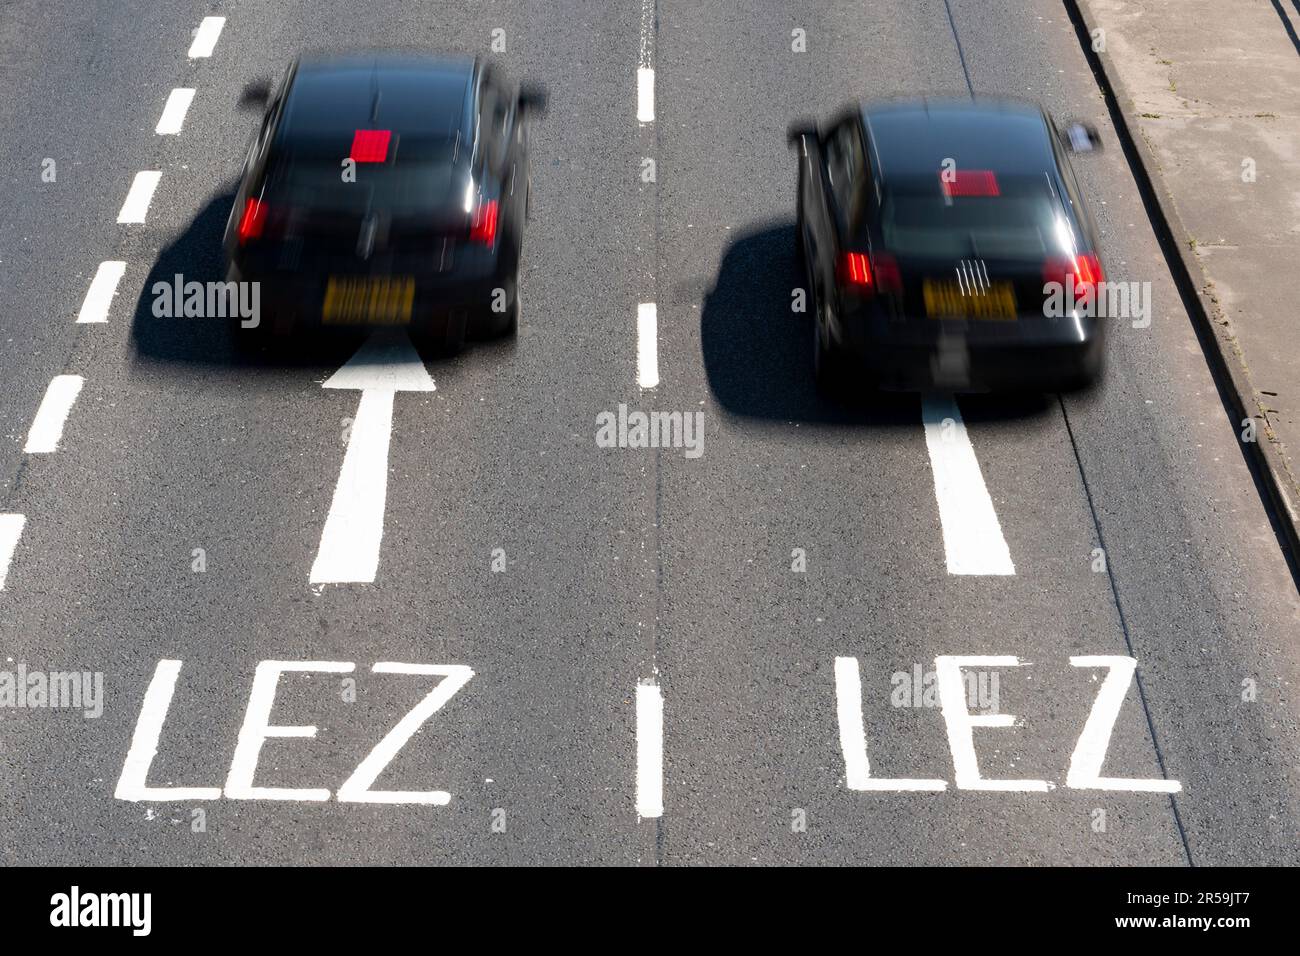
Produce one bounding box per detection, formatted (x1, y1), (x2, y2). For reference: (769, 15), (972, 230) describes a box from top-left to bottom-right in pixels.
(787, 119), (817, 147)
(517, 83), (548, 116)
(239, 79), (273, 110)
(1062, 121), (1102, 153)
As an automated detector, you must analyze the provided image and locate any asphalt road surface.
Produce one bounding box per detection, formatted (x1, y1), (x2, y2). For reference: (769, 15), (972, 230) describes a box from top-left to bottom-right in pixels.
(0, 0), (1297, 866)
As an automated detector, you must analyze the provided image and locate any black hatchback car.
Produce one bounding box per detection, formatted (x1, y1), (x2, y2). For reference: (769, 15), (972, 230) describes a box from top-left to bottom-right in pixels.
(790, 98), (1106, 393)
(224, 53), (544, 349)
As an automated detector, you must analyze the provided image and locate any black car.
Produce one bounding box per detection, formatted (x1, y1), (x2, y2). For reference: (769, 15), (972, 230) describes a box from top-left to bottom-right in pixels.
(224, 53), (544, 350)
(790, 98), (1106, 393)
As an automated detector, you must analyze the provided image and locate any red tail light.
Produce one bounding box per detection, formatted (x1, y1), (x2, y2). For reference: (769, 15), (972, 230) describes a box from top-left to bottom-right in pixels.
(838, 251), (873, 289)
(237, 197), (267, 244)
(1043, 253), (1104, 304)
(470, 199), (498, 246)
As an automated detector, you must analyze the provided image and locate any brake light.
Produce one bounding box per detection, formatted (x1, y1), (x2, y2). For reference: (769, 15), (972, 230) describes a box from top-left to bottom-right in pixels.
(1043, 253), (1103, 303)
(940, 169), (1000, 198)
(350, 129), (392, 164)
(838, 251), (873, 288)
(237, 197), (267, 244)
(470, 199), (498, 246)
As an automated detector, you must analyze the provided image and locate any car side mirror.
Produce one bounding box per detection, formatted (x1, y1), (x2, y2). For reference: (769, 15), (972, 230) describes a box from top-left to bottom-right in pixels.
(239, 79), (273, 110)
(787, 119), (817, 147)
(517, 83), (548, 116)
(1062, 121), (1102, 153)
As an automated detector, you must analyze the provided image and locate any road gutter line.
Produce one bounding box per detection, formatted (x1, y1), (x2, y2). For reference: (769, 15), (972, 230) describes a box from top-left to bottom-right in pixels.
(0, 514), (27, 591)
(76, 261), (127, 323)
(635, 681), (664, 818)
(116, 171), (162, 224)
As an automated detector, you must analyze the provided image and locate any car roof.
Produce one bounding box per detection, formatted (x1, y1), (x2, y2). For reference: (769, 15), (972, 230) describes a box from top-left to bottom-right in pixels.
(279, 53), (477, 145)
(862, 98), (1060, 182)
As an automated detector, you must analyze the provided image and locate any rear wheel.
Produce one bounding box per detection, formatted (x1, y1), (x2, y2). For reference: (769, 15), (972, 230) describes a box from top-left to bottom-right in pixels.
(813, 294), (851, 398)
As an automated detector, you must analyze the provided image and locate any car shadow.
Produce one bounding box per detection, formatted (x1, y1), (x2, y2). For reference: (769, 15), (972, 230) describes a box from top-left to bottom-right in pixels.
(698, 220), (1055, 426)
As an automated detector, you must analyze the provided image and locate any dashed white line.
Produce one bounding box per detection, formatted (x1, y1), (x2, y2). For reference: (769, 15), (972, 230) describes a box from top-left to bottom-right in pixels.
(155, 88), (196, 135)
(637, 0), (655, 122)
(636, 69), (655, 123)
(921, 394), (1015, 575)
(188, 16), (225, 58)
(76, 261), (126, 324)
(24, 375), (84, 454)
(636, 302), (659, 389)
(0, 514), (27, 591)
(117, 171), (162, 224)
(635, 681), (664, 818)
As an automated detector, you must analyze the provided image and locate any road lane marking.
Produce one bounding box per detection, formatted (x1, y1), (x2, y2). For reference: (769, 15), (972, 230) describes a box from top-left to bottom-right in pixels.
(117, 171), (162, 224)
(310, 332), (436, 585)
(188, 16), (225, 58)
(834, 656), (948, 791)
(637, 69), (655, 123)
(1067, 656), (1181, 792)
(0, 514), (25, 591)
(115, 660), (222, 802)
(921, 394), (1015, 575)
(76, 261), (127, 324)
(226, 661), (356, 801)
(935, 655), (1051, 792)
(636, 302), (659, 389)
(637, 0), (654, 121)
(337, 663), (474, 805)
(635, 680), (664, 818)
(24, 375), (84, 454)
(155, 88), (195, 135)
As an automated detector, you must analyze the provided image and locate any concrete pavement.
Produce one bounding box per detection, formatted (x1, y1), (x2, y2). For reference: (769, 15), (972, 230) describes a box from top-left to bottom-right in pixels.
(1074, 0), (1300, 550)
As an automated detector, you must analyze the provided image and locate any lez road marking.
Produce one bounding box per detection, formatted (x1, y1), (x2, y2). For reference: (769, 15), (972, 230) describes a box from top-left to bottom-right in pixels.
(187, 16), (225, 58)
(834, 656), (947, 790)
(834, 654), (1181, 793)
(921, 394), (1015, 575)
(635, 681), (664, 818)
(24, 375), (84, 454)
(117, 171), (162, 224)
(76, 261), (126, 324)
(117, 659), (474, 804)
(309, 332), (435, 585)
(935, 655), (1050, 791)
(0, 514), (26, 591)
(155, 88), (195, 135)
(115, 660), (223, 801)
(1066, 656), (1180, 792)
(337, 663), (474, 805)
(636, 302), (659, 389)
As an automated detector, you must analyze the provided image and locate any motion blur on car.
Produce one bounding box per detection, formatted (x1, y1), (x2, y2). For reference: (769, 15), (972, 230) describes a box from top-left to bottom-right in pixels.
(223, 53), (545, 352)
(789, 97), (1106, 395)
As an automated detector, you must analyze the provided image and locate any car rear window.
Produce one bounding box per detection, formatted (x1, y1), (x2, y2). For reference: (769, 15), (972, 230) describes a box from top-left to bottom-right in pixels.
(881, 175), (1064, 260)
(263, 139), (464, 216)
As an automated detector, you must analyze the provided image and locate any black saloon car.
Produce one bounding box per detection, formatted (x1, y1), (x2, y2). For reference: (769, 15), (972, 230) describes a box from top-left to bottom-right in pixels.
(224, 53), (544, 350)
(790, 98), (1106, 393)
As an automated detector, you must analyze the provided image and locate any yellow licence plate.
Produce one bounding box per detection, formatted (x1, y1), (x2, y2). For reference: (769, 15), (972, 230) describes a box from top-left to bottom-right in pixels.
(923, 279), (1017, 320)
(323, 276), (415, 325)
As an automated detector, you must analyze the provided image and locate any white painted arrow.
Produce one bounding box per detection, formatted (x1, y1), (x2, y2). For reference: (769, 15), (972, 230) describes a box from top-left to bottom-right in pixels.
(310, 332), (435, 585)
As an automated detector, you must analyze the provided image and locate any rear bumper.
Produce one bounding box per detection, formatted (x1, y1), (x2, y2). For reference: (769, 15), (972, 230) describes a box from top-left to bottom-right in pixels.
(839, 312), (1105, 392)
(226, 263), (505, 335)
